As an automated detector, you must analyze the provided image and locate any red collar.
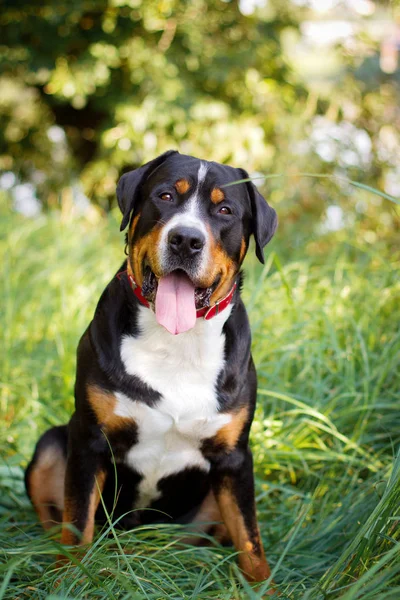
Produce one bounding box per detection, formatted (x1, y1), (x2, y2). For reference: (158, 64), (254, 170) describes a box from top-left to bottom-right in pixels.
(118, 270), (236, 321)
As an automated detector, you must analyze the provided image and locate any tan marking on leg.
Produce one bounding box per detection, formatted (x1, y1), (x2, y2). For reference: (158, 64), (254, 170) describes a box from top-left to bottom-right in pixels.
(87, 385), (134, 432)
(61, 470), (106, 546)
(81, 470), (107, 543)
(180, 491), (231, 546)
(28, 446), (66, 530)
(175, 179), (191, 194)
(214, 406), (248, 450)
(195, 491), (230, 545)
(193, 491), (221, 524)
(210, 188), (225, 204)
(61, 499), (80, 546)
(217, 484), (271, 582)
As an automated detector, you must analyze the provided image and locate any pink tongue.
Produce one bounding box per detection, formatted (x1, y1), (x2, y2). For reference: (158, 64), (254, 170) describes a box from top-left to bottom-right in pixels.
(155, 272), (197, 335)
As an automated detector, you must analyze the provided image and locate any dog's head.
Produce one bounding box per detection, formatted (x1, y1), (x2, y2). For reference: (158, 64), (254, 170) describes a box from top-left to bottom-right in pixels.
(117, 151), (277, 333)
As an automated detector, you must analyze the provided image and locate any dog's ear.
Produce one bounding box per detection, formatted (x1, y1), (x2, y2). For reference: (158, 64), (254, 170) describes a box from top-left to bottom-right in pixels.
(117, 150), (179, 231)
(238, 169), (278, 264)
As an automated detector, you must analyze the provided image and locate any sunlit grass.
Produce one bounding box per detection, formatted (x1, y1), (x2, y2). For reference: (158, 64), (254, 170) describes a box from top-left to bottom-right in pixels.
(1, 200), (399, 599)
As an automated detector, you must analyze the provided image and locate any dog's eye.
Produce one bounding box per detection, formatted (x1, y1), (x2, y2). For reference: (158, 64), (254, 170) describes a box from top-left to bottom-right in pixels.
(218, 206), (232, 215)
(159, 193), (173, 202)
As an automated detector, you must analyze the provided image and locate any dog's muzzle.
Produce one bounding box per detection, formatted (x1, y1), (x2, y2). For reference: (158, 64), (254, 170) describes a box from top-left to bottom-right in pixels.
(163, 225), (206, 278)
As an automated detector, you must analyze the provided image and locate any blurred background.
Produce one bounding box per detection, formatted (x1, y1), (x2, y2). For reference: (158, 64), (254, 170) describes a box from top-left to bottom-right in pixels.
(1, 0), (399, 237)
(1, 2), (400, 596)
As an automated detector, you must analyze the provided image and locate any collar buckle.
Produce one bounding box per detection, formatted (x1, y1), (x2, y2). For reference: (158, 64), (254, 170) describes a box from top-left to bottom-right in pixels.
(127, 273), (138, 290)
(203, 282), (237, 321)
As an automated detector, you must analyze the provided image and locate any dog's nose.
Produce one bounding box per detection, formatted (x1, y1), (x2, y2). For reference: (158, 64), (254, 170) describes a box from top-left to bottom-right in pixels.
(168, 226), (205, 258)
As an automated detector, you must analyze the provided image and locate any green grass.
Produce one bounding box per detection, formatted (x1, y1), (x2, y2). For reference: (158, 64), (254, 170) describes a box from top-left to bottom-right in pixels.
(1, 201), (400, 599)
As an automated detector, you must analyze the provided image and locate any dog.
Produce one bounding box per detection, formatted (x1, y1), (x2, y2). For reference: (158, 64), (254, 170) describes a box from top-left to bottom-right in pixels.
(25, 150), (278, 584)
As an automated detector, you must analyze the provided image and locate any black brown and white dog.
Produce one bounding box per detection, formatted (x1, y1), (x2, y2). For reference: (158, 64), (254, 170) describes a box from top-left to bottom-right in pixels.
(25, 151), (278, 584)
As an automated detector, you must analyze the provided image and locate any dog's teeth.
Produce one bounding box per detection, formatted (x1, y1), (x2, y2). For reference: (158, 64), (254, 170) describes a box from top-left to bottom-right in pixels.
(194, 287), (212, 308)
(141, 268), (158, 302)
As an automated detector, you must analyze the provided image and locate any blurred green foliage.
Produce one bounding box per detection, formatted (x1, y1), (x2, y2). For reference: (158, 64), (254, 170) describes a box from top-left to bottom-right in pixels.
(1, 197), (400, 598)
(0, 0), (399, 230)
(1, 4), (400, 595)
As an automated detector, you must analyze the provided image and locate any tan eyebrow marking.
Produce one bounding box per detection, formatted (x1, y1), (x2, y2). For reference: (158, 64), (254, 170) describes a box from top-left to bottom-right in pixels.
(211, 188), (225, 204)
(175, 179), (191, 194)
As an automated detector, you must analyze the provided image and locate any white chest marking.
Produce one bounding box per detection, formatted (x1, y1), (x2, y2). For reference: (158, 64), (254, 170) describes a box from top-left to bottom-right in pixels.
(118, 305), (232, 508)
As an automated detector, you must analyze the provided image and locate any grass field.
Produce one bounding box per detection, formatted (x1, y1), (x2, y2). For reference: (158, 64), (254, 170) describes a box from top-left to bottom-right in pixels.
(1, 199), (399, 599)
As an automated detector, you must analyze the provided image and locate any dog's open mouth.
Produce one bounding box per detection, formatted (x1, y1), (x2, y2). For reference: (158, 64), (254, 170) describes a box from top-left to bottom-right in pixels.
(141, 266), (219, 335)
(142, 267), (215, 308)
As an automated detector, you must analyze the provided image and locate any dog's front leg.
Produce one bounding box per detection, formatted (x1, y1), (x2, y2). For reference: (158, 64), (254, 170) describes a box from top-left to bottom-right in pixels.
(211, 446), (272, 584)
(61, 458), (105, 547)
(60, 420), (106, 548)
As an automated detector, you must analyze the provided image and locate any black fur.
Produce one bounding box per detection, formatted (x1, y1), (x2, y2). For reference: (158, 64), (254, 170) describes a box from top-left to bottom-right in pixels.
(117, 150), (178, 231)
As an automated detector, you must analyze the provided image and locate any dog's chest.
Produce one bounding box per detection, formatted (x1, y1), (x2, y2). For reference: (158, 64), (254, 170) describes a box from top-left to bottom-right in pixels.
(116, 308), (232, 507)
